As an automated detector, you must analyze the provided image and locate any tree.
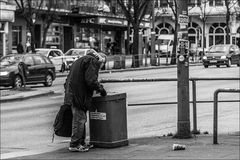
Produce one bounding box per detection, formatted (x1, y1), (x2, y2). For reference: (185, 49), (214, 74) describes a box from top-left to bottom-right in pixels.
(166, 0), (178, 65)
(117, 0), (152, 67)
(199, 0), (208, 57)
(14, 0), (60, 51)
(224, 0), (239, 44)
(40, 1), (59, 48)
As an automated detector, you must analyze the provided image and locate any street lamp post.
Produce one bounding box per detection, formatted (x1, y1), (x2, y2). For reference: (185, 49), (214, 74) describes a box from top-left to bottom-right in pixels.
(176, 0), (191, 138)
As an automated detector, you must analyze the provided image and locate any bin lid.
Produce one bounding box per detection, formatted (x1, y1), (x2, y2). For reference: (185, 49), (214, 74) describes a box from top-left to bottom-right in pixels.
(93, 92), (126, 102)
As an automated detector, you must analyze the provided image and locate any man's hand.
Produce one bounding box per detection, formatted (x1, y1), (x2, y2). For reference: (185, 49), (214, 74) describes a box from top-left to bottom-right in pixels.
(100, 88), (107, 97)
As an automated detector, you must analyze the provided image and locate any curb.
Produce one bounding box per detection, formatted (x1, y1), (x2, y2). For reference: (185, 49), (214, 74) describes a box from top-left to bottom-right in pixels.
(0, 90), (54, 103)
(56, 63), (202, 77)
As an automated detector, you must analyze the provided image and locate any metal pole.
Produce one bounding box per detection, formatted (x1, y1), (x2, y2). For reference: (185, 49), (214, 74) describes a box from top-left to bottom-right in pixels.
(176, 0), (191, 138)
(192, 80), (198, 134)
(213, 90), (219, 144)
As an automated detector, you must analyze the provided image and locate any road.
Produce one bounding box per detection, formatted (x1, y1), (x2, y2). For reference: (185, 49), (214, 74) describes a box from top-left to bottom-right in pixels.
(1, 65), (239, 156)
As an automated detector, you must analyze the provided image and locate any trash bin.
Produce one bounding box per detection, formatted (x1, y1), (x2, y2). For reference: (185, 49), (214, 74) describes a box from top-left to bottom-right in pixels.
(89, 93), (128, 148)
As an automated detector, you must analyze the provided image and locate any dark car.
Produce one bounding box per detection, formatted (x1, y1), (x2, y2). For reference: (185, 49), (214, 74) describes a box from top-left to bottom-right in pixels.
(0, 54), (56, 88)
(202, 44), (240, 68)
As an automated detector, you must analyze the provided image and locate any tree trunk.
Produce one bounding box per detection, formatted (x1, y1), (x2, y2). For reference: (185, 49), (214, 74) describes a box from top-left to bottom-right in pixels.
(170, 15), (178, 64)
(226, 10), (231, 44)
(41, 23), (51, 48)
(132, 24), (140, 68)
(28, 23), (36, 53)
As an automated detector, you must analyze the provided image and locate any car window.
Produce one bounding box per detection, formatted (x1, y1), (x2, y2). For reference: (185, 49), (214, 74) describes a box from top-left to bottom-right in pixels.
(55, 51), (62, 56)
(33, 55), (46, 65)
(49, 51), (56, 57)
(42, 56), (52, 64)
(24, 56), (34, 66)
(65, 50), (73, 56)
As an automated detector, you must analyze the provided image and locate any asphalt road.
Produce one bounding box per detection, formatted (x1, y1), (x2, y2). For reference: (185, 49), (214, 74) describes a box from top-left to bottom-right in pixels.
(1, 65), (239, 155)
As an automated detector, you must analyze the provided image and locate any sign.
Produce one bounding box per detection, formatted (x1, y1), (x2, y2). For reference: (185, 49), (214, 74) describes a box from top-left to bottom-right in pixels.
(178, 39), (189, 55)
(98, 17), (127, 26)
(178, 14), (189, 29)
(80, 18), (96, 24)
(90, 112), (106, 120)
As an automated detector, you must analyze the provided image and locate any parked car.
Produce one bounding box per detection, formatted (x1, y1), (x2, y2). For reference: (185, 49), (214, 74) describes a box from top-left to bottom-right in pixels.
(0, 54), (56, 88)
(202, 44), (240, 68)
(35, 48), (67, 72)
(64, 48), (107, 70)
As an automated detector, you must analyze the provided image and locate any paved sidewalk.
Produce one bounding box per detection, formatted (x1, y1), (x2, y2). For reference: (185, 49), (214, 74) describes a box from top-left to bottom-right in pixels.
(2, 134), (239, 159)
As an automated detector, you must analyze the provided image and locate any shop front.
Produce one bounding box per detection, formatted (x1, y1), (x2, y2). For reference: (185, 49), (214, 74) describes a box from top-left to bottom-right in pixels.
(74, 16), (127, 55)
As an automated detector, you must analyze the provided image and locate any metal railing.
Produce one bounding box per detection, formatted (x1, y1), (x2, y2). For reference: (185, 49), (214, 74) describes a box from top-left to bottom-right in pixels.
(213, 88), (240, 144)
(100, 77), (240, 134)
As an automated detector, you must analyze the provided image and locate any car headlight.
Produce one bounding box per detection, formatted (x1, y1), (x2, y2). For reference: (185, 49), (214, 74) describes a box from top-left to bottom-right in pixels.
(202, 56), (207, 60)
(221, 56), (226, 59)
(0, 71), (9, 76)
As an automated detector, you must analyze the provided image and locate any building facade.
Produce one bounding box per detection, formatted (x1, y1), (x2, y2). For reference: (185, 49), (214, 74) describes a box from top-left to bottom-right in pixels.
(154, 0), (240, 51)
(0, 0), (16, 57)
(4, 0), (135, 56)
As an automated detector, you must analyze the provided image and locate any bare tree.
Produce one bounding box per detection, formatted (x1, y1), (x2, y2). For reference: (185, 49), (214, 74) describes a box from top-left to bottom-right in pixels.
(14, 0), (60, 51)
(14, 0), (44, 52)
(167, 0), (178, 65)
(199, 0), (208, 57)
(40, 0), (59, 48)
(224, 0), (239, 44)
(117, 0), (151, 67)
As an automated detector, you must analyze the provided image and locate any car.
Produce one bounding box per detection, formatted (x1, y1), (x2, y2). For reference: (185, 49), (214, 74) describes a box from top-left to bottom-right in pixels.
(35, 48), (67, 72)
(202, 44), (240, 68)
(0, 54), (56, 88)
(64, 48), (107, 70)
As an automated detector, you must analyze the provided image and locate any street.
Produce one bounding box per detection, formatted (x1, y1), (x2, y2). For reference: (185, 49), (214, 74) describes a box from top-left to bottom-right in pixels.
(1, 65), (239, 156)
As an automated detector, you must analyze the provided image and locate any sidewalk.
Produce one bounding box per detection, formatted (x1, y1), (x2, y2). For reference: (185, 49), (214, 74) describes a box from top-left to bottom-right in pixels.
(2, 62), (239, 159)
(2, 133), (239, 159)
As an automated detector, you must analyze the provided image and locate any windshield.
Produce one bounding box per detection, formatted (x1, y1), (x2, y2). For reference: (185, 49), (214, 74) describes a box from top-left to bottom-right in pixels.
(209, 45), (229, 53)
(65, 50), (86, 56)
(35, 50), (49, 56)
(0, 55), (22, 66)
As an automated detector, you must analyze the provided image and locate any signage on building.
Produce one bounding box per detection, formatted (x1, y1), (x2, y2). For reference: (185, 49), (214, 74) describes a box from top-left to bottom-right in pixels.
(80, 18), (97, 24)
(0, 10), (15, 22)
(178, 14), (189, 29)
(98, 17), (127, 27)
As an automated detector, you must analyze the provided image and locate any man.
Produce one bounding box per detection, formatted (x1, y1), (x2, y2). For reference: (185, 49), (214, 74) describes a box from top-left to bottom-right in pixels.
(64, 51), (107, 152)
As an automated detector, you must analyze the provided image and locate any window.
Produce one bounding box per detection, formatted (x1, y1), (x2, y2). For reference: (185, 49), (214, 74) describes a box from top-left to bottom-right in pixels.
(24, 56), (34, 66)
(33, 56), (46, 65)
(215, 0), (223, 6)
(160, 0), (168, 7)
(12, 26), (22, 49)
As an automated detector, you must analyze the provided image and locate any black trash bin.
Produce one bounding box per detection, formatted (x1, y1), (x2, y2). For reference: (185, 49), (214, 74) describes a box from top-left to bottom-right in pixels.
(89, 93), (128, 148)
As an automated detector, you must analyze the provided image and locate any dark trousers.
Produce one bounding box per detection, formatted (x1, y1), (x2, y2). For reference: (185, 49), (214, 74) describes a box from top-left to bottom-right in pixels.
(70, 106), (87, 147)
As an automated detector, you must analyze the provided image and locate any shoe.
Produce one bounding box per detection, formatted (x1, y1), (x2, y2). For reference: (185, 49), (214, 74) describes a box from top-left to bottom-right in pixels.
(69, 145), (89, 152)
(82, 143), (94, 149)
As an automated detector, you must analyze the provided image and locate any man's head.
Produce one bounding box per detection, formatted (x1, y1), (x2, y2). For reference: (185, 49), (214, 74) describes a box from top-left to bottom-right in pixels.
(86, 51), (107, 69)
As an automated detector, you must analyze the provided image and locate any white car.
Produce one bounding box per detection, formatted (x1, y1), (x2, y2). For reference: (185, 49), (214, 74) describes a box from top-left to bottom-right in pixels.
(36, 48), (67, 72)
(65, 48), (96, 69)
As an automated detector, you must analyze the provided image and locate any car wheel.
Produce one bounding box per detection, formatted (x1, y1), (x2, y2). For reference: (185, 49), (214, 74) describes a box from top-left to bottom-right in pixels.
(204, 65), (208, 68)
(237, 63), (240, 67)
(226, 59), (231, 67)
(216, 65), (220, 68)
(13, 75), (23, 88)
(44, 74), (53, 87)
(60, 63), (65, 72)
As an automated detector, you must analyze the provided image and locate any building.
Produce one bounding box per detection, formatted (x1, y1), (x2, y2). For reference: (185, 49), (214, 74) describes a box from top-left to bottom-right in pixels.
(0, 0), (16, 57)
(4, 0), (149, 57)
(154, 0), (240, 51)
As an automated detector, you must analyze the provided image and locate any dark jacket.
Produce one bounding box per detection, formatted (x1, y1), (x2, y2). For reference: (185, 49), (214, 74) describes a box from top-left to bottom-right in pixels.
(65, 53), (104, 111)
